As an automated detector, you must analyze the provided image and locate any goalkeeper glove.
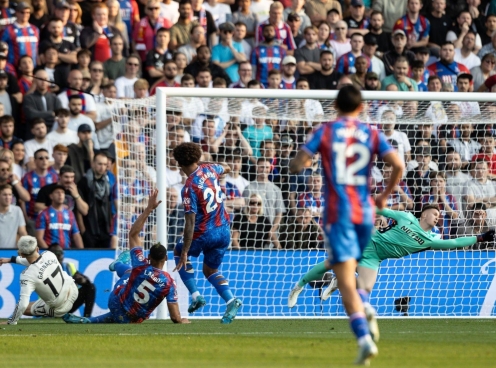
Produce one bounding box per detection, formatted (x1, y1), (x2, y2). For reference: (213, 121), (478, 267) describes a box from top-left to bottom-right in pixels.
(477, 230), (495, 243)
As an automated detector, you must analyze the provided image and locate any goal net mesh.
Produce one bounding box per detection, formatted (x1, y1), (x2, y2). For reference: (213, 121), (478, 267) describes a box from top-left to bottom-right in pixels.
(109, 92), (496, 318)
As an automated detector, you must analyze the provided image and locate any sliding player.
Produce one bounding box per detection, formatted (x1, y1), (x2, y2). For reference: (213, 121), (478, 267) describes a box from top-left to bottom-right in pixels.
(289, 85), (403, 365)
(289, 205), (496, 319)
(0, 236), (79, 325)
(63, 189), (188, 324)
(172, 142), (242, 324)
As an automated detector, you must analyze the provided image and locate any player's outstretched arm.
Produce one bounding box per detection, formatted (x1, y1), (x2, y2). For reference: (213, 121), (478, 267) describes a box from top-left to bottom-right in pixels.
(375, 151), (404, 209)
(430, 230), (496, 250)
(167, 302), (190, 324)
(129, 189), (162, 249)
(289, 150), (312, 174)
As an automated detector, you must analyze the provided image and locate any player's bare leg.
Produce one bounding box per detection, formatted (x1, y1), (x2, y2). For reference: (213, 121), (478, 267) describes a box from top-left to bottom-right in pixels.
(357, 266), (380, 343)
(203, 263), (242, 324)
(333, 259), (378, 366)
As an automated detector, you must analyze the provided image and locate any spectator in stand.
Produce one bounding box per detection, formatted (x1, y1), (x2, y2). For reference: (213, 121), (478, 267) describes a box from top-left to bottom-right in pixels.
(190, 0), (217, 47)
(447, 10), (482, 54)
(80, 3), (127, 62)
(368, 11), (390, 58)
(243, 157), (285, 248)
(242, 106), (273, 157)
(411, 60), (427, 91)
(150, 60), (181, 94)
(117, 0), (140, 43)
(0, 157), (29, 206)
(50, 144), (68, 174)
(307, 50), (342, 89)
(364, 71), (380, 90)
(75, 49), (91, 76)
(212, 22), (247, 84)
(345, 0), (369, 37)
(229, 61), (252, 88)
(114, 54), (140, 98)
(456, 202), (493, 249)
(78, 153), (112, 248)
(0, 51), (21, 106)
(287, 12), (303, 47)
(279, 206), (322, 249)
(232, 1), (258, 49)
(455, 74), (480, 117)
(39, 17), (77, 68)
(47, 108), (78, 146)
(0, 2), (39, 68)
(17, 55), (34, 95)
(250, 0), (273, 24)
(448, 122), (480, 167)
(24, 119), (54, 171)
(283, 0), (311, 35)
(326, 8), (341, 33)
(281, 56), (297, 89)
(231, 193), (272, 249)
(421, 171), (460, 239)
(177, 24), (204, 64)
(12, 142), (26, 178)
(225, 151), (250, 193)
(472, 53), (496, 91)
(203, 0), (231, 28)
(86, 61), (106, 103)
(107, 0), (129, 46)
(0, 70), (19, 121)
(0, 116), (22, 150)
(0, 184), (26, 248)
(363, 33), (386, 81)
(103, 35), (126, 82)
(381, 108), (412, 163)
(426, 0), (450, 55)
(294, 26), (321, 76)
(251, 24), (286, 87)
(371, 0), (407, 33)
(66, 124), (95, 183)
(349, 55), (368, 89)
(95, 84), (118, 155)
(464, 159), (496, 216)
(473, 132), (496, 178)
(405, 145), (435, 214)
(29, 0), (48, 30)
(478, 30), (496, 60)
(256, 2), (296, 55)
(373, 162), (414, 210)
(383, 29), (415, 76)
(46, 1), (80, 47)
(304, 0), (341, 27)
(173, 52), (187, 83)
(392, 0), (430, 50)
(330, 20), (351, 59)
(57, 70), (97, 122)
(169, 0), (193, 51)
(381, 56), (418, 91)
(185, 45), (232, 84)
(36, 185), (83, 248)
(22, 148), (58, 227)
(427, 42), (469, 91)
(297, 172), (324, 222)
(336, 33), (371, 75)
(454, 31), (481, 70)
(480, 14), (496, 47)
(233, 22), (252, 60)
(132, 0), (172, 61)
(39, 46), (66, 94)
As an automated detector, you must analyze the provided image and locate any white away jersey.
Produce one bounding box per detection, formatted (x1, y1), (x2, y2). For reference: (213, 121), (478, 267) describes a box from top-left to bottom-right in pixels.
(8, 251), (76, 324)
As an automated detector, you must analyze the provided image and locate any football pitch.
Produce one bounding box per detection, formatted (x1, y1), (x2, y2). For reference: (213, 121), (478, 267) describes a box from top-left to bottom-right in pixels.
(0, 319), (495, 368)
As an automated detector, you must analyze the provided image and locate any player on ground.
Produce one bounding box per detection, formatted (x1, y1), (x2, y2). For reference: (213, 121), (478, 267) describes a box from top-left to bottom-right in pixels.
(289, 204), (496, 338)
(288, 85), (403, 365)
(172, 142), (242, 324)
(63, 189), (188, 324)
(0, 236), (79, 325)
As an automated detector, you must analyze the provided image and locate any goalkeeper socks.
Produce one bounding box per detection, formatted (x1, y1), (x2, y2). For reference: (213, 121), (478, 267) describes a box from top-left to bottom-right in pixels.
(114, 262), (131, 278)
(207, 272), (234, 303)
(89, 312), (116, 323)
(297, 261), (328, 287)
(349, 312), (370, 342)
(174, 256), (199, 297)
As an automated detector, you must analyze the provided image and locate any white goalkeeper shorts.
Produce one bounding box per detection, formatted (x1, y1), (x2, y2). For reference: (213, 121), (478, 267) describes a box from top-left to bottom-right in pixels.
(31, 282), (79, 318)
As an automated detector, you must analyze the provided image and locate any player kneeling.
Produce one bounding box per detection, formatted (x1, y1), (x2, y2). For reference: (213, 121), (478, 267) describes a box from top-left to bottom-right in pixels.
(0, 236), (79, 325)
(64, 189), (188, 324)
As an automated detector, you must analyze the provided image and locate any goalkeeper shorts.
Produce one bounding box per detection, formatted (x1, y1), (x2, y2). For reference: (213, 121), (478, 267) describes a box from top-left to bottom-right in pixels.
(358, 241), (382, 271)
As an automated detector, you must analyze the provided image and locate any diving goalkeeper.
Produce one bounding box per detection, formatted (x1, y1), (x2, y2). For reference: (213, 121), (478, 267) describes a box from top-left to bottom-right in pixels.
(288, 204), (495, 338)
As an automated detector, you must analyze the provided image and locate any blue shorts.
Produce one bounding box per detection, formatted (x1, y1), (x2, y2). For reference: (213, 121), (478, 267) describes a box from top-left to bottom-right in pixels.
(324, 221), (374, 266)
(106, 272), (134, 323)
(175, 225), (230, 269)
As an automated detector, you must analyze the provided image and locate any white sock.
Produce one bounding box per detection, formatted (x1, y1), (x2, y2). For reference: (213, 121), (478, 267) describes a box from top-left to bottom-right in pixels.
(226, 298), (235, 305)
(192, 291), (200, 301)
(357, 335), (372, 347)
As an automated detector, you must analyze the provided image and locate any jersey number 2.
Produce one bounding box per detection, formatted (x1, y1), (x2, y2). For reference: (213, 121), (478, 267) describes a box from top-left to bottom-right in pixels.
(134, 280), (156, 304)
(203, 179), (223, 213)
(333, 143), (371, 185)
(43, 266), (65, 297)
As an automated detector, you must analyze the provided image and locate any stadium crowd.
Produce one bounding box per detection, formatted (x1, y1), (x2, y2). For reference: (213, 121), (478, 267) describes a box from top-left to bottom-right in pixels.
(0, 0), (495, 251)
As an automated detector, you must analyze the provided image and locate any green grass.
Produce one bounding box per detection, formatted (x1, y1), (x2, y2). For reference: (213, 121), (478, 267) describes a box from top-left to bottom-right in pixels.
(0, 319), (495, 368)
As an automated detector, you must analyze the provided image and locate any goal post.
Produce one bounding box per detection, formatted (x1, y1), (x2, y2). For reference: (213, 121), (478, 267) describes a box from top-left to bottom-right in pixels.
(110, 88), (496, 318)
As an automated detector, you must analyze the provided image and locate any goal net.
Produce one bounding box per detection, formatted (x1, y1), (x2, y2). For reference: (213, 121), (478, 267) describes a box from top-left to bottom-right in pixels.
(110, 89), (496, 318)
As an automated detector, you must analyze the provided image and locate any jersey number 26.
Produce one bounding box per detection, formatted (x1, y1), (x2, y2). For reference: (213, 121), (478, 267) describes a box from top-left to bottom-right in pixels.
(333, 142), (371, 185)
(203, 179), (223, 213)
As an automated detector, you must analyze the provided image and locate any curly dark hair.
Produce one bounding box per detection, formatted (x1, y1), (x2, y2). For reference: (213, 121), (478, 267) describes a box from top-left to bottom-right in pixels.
(173, 142), (202, 167)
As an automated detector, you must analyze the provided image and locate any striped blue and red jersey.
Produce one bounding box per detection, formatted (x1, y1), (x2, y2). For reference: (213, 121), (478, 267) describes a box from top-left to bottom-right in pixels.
(251, 45), (286, 87)
(427, 61), (470, 91)
(1, 23), (39, 67)
(256, 20), (296, 50)
(181, 163), (230, 240)
(336, 52), (372, 75)
(116, 247), (177, 321)
(0, 7), (15, 27)
(36, 206), (79, 248)
(22, 170), (58, 219)
(302, 117), (394, 225)
(393, 15), (430, 42)
(280, 78), (296, 89)
(18, 76), (32, 95)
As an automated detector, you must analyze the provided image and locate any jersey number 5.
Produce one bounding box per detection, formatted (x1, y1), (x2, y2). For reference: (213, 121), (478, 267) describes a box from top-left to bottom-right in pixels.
(203, 179), (223, 213)
(134, 280), (156, 304)
(333, 142), (371, 185)
(43, 266), (65, 298)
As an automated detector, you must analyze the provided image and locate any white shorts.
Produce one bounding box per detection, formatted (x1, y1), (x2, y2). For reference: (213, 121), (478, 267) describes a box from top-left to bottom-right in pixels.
(31, 282), (79, 317)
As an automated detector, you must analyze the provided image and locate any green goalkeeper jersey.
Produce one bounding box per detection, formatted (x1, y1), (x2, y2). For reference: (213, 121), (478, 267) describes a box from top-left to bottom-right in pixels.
(371, 208), (477, 261)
